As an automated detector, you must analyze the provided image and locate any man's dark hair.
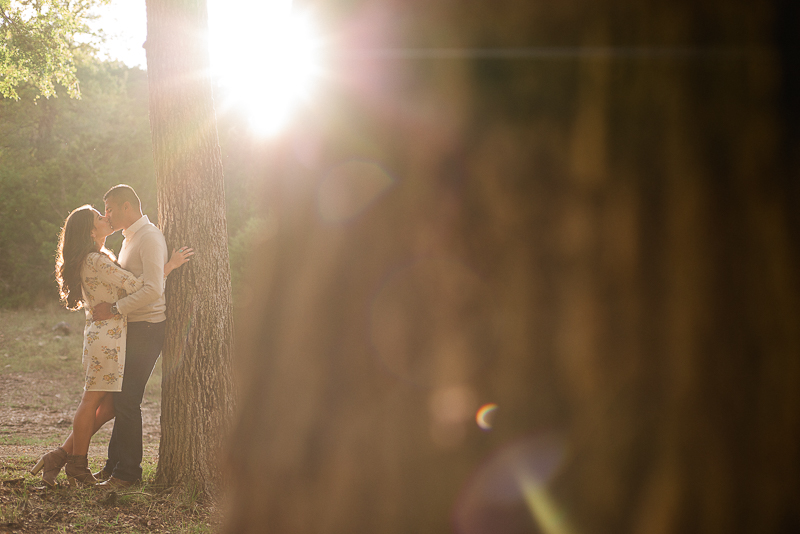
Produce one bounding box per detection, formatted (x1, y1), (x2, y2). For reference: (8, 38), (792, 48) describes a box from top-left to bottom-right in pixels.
(104, 184), (142, 211)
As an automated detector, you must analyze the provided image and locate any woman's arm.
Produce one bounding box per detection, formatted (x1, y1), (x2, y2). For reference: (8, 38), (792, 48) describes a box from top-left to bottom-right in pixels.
(165, 247), (194, 277)
(90, 247), (193, 321)
(90, 253), (145, 294)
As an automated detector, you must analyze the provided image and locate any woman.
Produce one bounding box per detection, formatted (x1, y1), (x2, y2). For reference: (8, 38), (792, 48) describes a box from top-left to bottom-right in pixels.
(30, 205), (192, 487)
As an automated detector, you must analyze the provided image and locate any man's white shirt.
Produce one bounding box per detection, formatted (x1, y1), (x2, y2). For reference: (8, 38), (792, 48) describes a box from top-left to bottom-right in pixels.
(115, 215), (168, 323)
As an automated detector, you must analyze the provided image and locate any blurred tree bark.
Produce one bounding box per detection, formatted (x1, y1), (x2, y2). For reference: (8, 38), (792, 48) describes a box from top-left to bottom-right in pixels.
(145, 0), (233, 494)
(227, 0), (799, 532)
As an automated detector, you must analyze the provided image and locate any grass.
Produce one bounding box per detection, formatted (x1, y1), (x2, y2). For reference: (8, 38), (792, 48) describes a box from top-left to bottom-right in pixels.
(0, 436), (55, 447)
(0, 306), (217, 532)
(0, 307), (84, 374)
(0, 455), (218, 533)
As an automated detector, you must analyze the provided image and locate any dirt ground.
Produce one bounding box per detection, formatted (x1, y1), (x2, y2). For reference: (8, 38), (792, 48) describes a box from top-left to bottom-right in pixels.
(0, 371), (162, 470)
(0, 307), (162, 478)
(0, 309), (216, 533)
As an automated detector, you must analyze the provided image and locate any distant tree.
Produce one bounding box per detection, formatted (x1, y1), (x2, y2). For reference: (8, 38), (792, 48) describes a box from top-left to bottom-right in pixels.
(144, 0), (234, 495)
(0, 0), (103, 99)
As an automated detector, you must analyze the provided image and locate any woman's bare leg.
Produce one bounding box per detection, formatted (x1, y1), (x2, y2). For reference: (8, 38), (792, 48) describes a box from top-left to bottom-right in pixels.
(69, 391), (109, 456)
(61, 394), (115, 454)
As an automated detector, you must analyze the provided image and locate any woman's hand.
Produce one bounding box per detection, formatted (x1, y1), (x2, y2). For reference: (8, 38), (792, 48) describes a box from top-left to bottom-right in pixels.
(165, 247), (194, 276)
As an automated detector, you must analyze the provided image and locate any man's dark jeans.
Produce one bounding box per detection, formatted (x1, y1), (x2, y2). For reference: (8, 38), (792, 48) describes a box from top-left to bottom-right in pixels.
(104, 320), (165, 482)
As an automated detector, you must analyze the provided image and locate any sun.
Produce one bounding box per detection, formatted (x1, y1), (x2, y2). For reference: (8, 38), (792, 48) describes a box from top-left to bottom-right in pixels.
(89, 0), (321, 135)
(207, 1), (323, 136)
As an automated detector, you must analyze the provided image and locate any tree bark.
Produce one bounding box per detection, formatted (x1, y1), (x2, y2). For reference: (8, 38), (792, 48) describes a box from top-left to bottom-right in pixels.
(227, 0), (799, 532)
(144, 0), (233, 494)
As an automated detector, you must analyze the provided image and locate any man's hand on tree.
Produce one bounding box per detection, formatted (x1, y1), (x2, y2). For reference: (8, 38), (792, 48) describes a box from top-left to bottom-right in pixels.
(92, 302), (114, 322)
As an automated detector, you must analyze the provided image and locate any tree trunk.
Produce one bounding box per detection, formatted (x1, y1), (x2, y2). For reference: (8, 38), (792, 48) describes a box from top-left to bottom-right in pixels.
(227, 0), (799, 532)
(144, 0), (233, 494)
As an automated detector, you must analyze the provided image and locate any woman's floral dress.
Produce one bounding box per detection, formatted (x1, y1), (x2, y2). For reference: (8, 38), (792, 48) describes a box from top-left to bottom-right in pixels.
(80, 252), (144, 392)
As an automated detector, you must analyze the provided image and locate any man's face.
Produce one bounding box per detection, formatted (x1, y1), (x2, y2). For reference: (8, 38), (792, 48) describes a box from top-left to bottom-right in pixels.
(104, 198), (124, 231)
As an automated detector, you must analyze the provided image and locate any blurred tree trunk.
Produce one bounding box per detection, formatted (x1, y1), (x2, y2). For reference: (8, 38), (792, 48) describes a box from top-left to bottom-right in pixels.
(227, 0), (799, 532)
(145, 0), (233, 494)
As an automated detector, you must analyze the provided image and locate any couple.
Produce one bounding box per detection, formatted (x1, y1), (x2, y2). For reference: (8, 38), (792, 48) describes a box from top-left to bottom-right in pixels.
(31, 184), (192, 488)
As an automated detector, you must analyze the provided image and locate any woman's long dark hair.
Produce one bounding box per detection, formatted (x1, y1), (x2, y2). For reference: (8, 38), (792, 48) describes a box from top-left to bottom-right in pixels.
(55, 205), (97, 310)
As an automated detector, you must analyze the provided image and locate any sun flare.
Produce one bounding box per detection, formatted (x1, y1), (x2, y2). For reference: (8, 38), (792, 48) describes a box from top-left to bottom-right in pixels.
(89, 0), (321, 135)
(208, 2), (323, 135)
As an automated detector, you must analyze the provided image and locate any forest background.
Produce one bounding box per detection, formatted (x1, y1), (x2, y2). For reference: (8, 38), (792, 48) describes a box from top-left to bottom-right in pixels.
(0, 53), (263, 308)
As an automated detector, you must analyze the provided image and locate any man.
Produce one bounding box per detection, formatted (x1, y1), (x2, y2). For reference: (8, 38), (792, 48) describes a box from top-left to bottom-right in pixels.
(92, 184), (168, 489)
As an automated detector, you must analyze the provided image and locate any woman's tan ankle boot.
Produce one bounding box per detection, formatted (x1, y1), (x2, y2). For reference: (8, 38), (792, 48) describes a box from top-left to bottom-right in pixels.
(30, 446), (68, 487)
(65, 454), (96, 487)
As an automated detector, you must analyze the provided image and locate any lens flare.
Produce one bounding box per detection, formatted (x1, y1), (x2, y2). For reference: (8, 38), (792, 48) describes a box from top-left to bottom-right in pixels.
(453, 433), (570, 534)
(476, 403), (498, 430)
(317, 160), (394, 223)
(519, 473), (572, 534)
(209, 3), (324, 136)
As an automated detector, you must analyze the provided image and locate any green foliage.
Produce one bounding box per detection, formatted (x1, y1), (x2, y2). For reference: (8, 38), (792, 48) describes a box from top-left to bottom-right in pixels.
(0, 58), (267, 308)
(0, 56), (157, 307)
(0, 0), (106, 100)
